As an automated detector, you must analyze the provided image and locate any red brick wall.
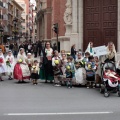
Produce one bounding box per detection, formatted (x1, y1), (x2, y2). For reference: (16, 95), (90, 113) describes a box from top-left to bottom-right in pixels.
(47, 13), (52, 39)
(51, 0), (66, 38)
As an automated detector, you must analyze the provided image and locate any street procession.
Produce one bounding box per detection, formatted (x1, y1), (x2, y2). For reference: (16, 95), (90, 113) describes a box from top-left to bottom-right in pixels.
(0, 41), (120, 97)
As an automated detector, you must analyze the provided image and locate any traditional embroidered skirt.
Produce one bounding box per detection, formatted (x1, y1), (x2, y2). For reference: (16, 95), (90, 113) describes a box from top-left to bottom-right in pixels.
(13, 63), (30, 80)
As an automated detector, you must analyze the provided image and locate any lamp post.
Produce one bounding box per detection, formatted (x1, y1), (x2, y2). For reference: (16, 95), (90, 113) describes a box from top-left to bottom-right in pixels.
(0, 25), (4, 44)
(13, 17), (18, 42)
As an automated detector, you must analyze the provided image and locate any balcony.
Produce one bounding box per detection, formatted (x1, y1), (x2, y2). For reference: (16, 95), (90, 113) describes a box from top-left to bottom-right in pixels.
(8, 11), (13, 16)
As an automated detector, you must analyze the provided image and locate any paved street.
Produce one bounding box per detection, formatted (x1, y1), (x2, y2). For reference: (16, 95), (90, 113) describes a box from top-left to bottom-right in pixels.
(0, 77), (120, 120)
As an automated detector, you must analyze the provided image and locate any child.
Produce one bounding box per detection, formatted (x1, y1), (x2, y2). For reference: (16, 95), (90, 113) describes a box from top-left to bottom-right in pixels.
(76, 52), (83, 62)
(85, 56), (96, 88)
(59, 50), (66, 59)
(6, 50), (15, 80)
(0, 49), (6, 81)
(65, 56), (75, 88)
(94, 56), (101, 85)
(61, 54), (67, 76)
(104, 67), (120, 81)
(75, 52), (85, 68)
(83, 52), (90, 63)
(25, 53), (34, 72)
(14, 48), (30, 83)
(31, 60), (39, 85)
(52, 50), (62, 86)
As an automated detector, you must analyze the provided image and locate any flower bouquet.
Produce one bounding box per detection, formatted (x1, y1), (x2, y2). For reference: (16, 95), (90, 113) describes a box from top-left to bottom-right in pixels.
(6, 59), (11, 67)
(54, 59), (59, 65)
(18, 59), (23, 63)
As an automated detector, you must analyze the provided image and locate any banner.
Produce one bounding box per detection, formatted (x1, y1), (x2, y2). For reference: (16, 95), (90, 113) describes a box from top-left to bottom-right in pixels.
(92, 45), (108, 56)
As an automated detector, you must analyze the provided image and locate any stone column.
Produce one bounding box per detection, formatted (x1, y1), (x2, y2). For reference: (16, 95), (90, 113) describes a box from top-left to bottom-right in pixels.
(72, 0), (78, 33)
(78, 0), (83, 50)
(70, 0), (79, 50)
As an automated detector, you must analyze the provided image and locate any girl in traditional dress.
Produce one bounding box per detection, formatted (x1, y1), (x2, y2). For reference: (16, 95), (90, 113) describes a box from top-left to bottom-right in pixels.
(65, 56), (75, 88)
(6, 50), (15, 80)
(0, 49), (6, 81)
(31, 60), (39, 85)
(40, 42), (54, 83)
(13, 48), (30, 83)
(25, 53), (34, 72)
(59, 50), (66, 59)
(76, 52), (83, 62)
(83, 52), (90, 63)
(74, 52), (86, 85)
(94, 56), (101, 84)
(61, 54), (67, 76)
(52, 50), (62, 86)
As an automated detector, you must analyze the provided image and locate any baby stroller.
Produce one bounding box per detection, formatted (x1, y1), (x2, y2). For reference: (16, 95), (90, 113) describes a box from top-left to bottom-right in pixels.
(100, 61), (120, 97)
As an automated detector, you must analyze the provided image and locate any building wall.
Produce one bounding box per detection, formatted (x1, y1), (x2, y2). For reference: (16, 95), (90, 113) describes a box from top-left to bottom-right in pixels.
(36, 0), (66, 44)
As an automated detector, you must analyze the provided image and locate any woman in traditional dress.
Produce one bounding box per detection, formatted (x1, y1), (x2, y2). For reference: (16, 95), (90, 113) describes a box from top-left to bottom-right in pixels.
(0, 49), (6, 81)
(52, 50), (62, 86)
(105, 42), (116, 62)
(13, 48), (30, 83)
(39, 42), (54, 83)
(97, 42), (116, 81)
(85, 42), (94, 56)
(6, 50), (15, 80)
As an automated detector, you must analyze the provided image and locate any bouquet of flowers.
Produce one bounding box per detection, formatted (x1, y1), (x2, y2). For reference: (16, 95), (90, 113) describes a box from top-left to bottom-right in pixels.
(32, 66), (38, 73)
(88, 63), (92, 69)
(18, 59), (23, 63)
(74, 61), (81, 69)
(80, 60), (86, 67)
(6, 59), (11, 67)
(54, 59), (59, 65)
(75, 60), (86, 69)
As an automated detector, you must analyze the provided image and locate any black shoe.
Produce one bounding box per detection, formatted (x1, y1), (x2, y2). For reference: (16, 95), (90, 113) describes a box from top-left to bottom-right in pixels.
(18, 80), (22, 83)
(22, 80), (27, 83)
(45, 80), (47, 83)
(8, 77), (13, 80)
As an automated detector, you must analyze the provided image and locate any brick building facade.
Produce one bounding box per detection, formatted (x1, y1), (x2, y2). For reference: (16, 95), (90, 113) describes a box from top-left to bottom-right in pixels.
(36, 0), (120, 53)
(36, 0), (67, 50)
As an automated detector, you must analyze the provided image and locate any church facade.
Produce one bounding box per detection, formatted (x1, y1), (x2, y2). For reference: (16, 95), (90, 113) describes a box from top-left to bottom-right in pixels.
(36, 0), (120, 52)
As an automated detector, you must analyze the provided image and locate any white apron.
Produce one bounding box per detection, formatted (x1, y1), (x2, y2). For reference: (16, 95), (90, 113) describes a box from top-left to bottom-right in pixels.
(75, 68), (87, 85)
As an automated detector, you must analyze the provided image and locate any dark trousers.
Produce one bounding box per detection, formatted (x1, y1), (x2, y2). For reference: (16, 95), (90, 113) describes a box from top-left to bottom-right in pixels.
(34, 52), (37, 58)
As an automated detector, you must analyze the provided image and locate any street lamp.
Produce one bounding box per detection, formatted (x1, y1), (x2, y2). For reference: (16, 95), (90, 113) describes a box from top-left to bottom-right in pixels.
(13, 17), (18, 42)
(0, 25), (4, 44)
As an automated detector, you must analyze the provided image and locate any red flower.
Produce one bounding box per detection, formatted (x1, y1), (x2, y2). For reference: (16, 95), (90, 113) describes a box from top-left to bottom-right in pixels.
(0, 58), (3, 63)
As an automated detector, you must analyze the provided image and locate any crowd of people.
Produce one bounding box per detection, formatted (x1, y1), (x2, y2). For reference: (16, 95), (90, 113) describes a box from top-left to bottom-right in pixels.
(0, 41), (120, 89)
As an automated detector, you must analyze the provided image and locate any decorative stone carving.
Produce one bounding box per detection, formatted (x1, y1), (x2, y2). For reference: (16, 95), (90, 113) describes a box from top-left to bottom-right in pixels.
(64, 0), (72, 24)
